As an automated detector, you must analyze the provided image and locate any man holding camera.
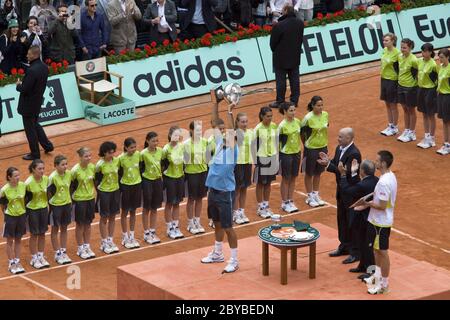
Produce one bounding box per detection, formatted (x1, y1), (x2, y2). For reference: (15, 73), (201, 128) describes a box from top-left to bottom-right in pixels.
(47, 3), (79, 64)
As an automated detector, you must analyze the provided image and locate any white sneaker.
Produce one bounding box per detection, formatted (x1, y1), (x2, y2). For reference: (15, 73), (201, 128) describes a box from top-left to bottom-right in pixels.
(265, 207), (274, 217)
(223, 258), (239, 273)
(61, 253), (72, 264)
(131, 238), (140, 248)
(201, 251), (225, 263)
(30, 257), (44, 269)
(208, 219), (215, 229)
(167, 227), (177, 240)
(417, 137), (431, 149)
(85, 246), (96, 258)
(289, 200), (299, 213)
(281, 202), (291, 213)
(100, 241), (115, 254)
(174, 227), (184, 239)
(436, 144), (450, 155)
(368, 285), (390, 295)
(144, 231), (161, 244)
(55, 252), (65, 265)
(429, 136), (436, 147)
(187, 221), (199, 235)
(306, 196), (319, 208)
(408, 131), (417, 142)
(8, 263), (18, 274)
(240, 209), (250, 223)
(14, 262), (25, 274)
(397, 129), (409, 142)
(314, 194), (326, 206)
(257, 207), (271, 219)
(39, 256), (50, 268)
(77, 247), (91, 260)
(233, 210), (245, 225)
(122, 237), (135, 249)
(109, 240), (119, 253)
(380, 125), (391, 136)
(363, 274), (379, 285)
(194, 219), (205, 233)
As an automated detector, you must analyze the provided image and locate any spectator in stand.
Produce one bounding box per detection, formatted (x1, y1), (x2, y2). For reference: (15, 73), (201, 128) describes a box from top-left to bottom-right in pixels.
(213, 0), (232, 28)
(344, 0), (374, 10)
(268, 0), (290, 24)
(135, 0), (151, 33)
(0, 19), (25, 74)
(81, 0), (112, 50)
(325, 0), (343, 13)
(48, 4), (79, 63)
(79, 0), (108, 59)
(106, 0), (142, 53)
(0, 0), (20, 32)
(143, 0), (177, 45)
(252, 0), (268, 27)
(293, 0), (313, 22)
(21, 16), (46, 61)
(178, 0), (218, 40)
(232, 0), (252, 28)
(29, 0), (57, 36)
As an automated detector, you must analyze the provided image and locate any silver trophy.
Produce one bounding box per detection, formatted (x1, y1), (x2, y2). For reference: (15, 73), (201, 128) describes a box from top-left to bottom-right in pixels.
(214, 83), (275, 104)
(271, 214), (282, 229)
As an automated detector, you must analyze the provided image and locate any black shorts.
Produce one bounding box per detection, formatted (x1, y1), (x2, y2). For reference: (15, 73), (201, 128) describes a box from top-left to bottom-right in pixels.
(96, 190), (120, 217)
(417, 87), (437, 115)
(279, 152), (301, 178)
(74, 199), (96, 225)
(121, 183), (142, 211)
(185, 172), (208, 200)
(27, 208), (49, 235)
(437, 94), (450, 122)
(397, 85), (417, 108)
(234, 164), (252, 188)
(2, 214), (27, 238)
(207, 189), (234, 229)
(380, 78), (398, 104)
(368, 224), (391, 250)
(302, 147), (327, 176)
(142, 178), (164, 210)
(163, 175), (185, 205)
(49, 204), (72, 227)
(253, 155), (278, 185)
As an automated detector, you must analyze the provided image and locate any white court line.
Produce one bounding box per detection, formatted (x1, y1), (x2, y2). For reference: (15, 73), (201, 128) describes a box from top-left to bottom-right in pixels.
(19, 275), (71, 300)
(0, 183), (280, 246)
(295, 190), (450, 255)
(0, 204), (329, 282)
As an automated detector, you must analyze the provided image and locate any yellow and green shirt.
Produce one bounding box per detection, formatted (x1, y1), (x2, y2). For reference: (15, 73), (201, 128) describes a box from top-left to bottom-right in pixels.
(301, 111), (329, 149)
(398, 53), (418, 88)
(118, 151), (142, 185)
(25, 175), (49, 210)
(236, 128), (253, 165)
(141, 147), (163, 181)
(0, 182), (26, 216)
(95, 157), (120, 192)
(48, 170), (72, 206)
(71, 163), (96, 201)
(437, 63), (450, 94)
(183, 138), (208, 174)
(278, 118), (302, 154)
(418, 58), (437, 89)
(162, 143), (184, 179)
(253, 122), (278, 157)
(381, 47), (400, 80)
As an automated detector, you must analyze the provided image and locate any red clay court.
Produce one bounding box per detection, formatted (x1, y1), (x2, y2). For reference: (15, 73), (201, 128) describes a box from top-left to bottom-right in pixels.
(0, 62), (449, 300)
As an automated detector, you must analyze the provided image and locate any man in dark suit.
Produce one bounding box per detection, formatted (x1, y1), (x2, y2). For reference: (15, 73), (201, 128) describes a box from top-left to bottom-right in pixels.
(142, 0), (178, 45)
(178, 0), (218, 40)
(269, 4), (304, 108)
(16, 45), (54, 160)
(317, 127), (361, 264)
(343, 159), (378, 280)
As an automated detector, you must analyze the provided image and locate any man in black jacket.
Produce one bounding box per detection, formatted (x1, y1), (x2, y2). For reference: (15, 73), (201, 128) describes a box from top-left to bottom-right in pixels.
(179, 0), (218, 40)
(16, 45), (54, 160)
(269, 4), (303, 108)
(343, 159), (378, 280)
(317, 127), (361, 263)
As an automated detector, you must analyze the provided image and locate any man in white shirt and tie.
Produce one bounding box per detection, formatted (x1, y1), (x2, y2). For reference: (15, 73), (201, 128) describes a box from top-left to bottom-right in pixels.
(143, 0), (177, 44)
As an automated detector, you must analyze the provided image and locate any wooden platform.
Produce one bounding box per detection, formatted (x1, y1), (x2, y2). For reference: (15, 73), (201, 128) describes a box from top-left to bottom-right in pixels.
(117, 223), (450, 300)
